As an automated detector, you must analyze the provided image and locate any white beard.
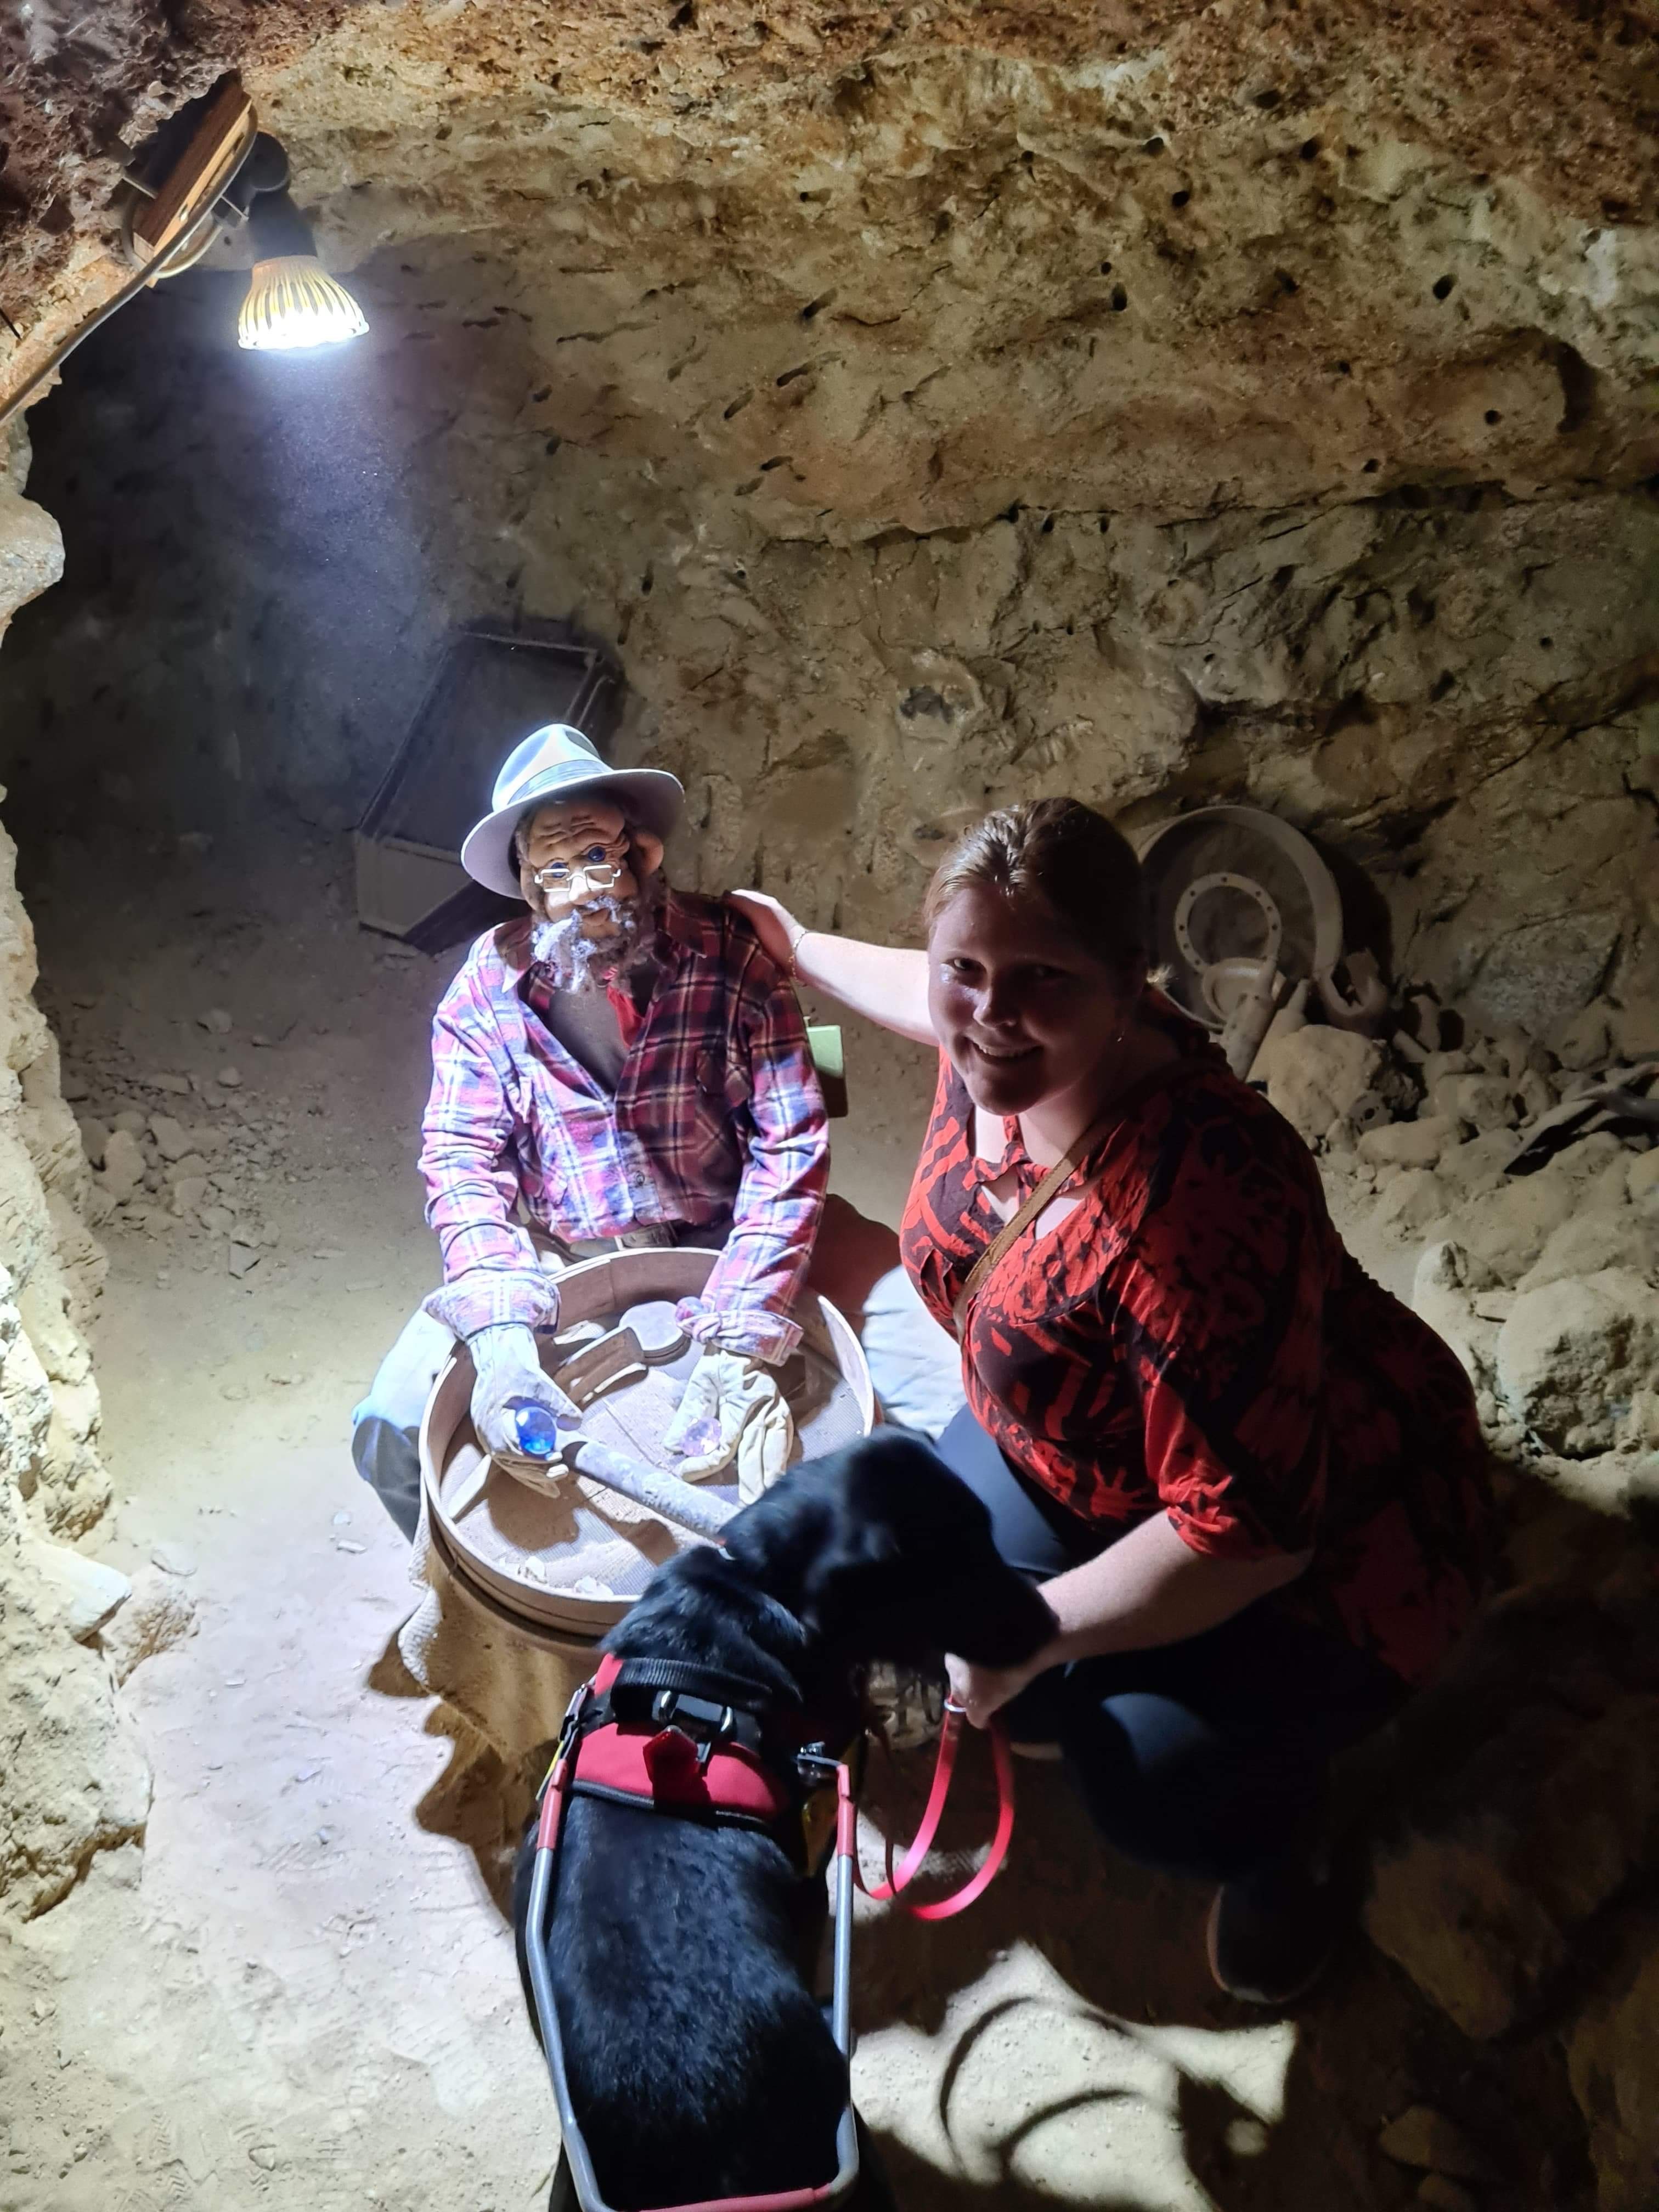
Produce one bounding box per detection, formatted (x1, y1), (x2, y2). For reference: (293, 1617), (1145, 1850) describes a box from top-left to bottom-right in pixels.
(531, 891), (654, 995)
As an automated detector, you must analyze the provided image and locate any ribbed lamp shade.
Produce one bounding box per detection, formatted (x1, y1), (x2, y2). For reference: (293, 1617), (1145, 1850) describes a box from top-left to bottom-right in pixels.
(238, 257), (368, 351)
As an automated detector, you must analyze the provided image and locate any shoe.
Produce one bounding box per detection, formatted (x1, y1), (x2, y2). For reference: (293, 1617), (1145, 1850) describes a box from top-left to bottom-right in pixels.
(1205, 1853), (1336, 2006)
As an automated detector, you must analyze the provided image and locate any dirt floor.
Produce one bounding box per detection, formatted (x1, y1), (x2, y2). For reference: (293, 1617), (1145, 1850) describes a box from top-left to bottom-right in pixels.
(0, 819), (1539, 2212)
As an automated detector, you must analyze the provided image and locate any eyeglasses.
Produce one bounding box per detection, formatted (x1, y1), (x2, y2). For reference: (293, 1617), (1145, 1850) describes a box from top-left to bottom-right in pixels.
(530, 838), (629, 894)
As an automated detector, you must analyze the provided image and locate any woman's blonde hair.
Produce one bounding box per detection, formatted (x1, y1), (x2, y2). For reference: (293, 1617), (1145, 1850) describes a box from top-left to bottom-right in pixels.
(923, 798), (1149, 980)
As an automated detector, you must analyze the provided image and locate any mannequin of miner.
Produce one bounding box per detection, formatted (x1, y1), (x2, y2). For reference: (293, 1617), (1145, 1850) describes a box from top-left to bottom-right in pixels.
(351, 723), (829, 1538)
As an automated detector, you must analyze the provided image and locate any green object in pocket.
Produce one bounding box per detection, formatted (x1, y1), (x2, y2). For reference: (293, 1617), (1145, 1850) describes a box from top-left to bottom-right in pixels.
(806, 1024), (848, 1119)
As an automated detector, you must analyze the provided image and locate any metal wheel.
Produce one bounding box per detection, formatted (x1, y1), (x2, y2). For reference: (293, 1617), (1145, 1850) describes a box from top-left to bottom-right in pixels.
(1137, 805), (1343, 1030)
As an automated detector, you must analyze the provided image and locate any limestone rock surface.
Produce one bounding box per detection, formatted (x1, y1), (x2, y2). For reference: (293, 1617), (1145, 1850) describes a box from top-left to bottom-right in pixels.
(0, 440), (126, 1915)
(1496, 1269), (1659, 1460)
(0, 10), (1655, 1041)
(0, 1263), (146, 1917)
(99, 1564), (200, 1686)
(24, 1539), (129, 1643)
(1255, 1028), (1382, 1147)
(0, 427), (61, 652)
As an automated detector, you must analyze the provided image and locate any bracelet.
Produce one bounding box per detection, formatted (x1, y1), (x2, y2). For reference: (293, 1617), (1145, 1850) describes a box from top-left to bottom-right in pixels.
(786, 923), (810, 980)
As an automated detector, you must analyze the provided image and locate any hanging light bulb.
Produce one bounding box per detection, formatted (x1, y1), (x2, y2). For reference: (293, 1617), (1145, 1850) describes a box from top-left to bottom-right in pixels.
(236, 176), (367, 352)
(239, 257), (368, 351)
(14, 98), (374, 427)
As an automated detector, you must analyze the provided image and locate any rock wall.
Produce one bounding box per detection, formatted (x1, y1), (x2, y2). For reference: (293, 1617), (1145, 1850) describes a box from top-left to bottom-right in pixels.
(4, 242), (1656, 1046)
(1, 21), (1656, 1034)
(244, 19), (1659, 1040)
(0, 421), (145, 1917)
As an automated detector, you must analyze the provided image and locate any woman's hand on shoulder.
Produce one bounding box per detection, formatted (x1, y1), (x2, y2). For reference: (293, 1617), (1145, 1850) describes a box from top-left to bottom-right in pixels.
(725, 889), (802, 973)
(727, 895), (938, 1043)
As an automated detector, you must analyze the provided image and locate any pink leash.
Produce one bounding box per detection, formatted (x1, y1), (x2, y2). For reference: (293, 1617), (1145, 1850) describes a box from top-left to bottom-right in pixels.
(846, 1700), (1017, 1921)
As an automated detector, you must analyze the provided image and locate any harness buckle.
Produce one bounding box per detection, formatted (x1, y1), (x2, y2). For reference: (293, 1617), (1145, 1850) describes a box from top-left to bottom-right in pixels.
(650, 1688), (736, 1769)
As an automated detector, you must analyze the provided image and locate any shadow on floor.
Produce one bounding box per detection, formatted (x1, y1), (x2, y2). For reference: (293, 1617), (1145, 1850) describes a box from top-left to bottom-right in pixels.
(379, 1612), (1600, 2212)
(845, 1739), (1589, 2212)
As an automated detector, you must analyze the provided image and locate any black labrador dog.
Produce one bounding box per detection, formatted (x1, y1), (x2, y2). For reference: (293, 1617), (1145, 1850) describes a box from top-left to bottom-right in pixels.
(511, 1431), (1054, 2212)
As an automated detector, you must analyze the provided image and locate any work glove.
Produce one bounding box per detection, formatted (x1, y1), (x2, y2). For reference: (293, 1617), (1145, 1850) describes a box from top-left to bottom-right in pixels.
(662, 1349), (794, 1504)
(468, 1322), (580, 1476)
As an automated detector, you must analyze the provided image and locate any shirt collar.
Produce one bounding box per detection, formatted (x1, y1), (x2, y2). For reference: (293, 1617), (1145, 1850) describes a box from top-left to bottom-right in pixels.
(656, 887), (721, 959)
(960, 1109), (1029, 1188)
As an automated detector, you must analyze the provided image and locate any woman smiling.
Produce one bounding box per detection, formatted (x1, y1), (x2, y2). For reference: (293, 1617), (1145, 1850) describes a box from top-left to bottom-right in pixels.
(731, 797), (1491, 2006)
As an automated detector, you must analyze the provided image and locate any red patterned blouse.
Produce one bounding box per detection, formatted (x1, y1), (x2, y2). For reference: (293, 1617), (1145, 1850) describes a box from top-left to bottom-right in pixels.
(899, 1004), (1492, 1688)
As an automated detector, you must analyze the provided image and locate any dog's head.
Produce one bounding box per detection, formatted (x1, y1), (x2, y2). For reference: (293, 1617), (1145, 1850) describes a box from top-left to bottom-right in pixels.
(602, 1540), (813, 1702)
(722, 1431), (1055, 1670)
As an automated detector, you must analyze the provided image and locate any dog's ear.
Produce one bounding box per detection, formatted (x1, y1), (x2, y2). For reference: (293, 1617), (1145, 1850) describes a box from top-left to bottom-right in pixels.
(797, 1517), (904, 1639)
(721, 1474), (834, 1617)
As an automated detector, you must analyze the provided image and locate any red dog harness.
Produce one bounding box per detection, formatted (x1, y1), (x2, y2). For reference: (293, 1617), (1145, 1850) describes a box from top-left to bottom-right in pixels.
(545, 1651), (839, 1874)
(524, 1656), (1017, 2212)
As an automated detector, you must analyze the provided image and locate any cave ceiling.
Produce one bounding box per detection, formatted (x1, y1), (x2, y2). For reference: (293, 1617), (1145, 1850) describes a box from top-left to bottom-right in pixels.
(2, 4), (1657, 539)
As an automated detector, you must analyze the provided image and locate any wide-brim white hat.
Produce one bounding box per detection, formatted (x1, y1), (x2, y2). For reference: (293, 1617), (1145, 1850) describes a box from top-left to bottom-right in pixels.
(460, 724), (685, 900)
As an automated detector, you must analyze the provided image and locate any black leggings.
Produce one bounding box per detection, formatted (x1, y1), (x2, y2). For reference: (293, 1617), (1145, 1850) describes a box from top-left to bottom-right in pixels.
(933, 1406), (1407, 1883)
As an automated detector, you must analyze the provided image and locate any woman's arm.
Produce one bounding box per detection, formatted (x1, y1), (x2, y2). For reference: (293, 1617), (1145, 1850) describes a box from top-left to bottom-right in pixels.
(726, 890), (935, 1046)
(947, 1511), (1312, 1727)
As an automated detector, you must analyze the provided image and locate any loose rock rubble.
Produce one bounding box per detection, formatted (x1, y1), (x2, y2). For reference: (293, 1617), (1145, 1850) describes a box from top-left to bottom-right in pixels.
(1568, 1908), (1659, 2212)
(1378, 2105), (1492, 2184)
(1243, 972), (1659, 2212)
(1252, 981), (1659, 1516)
(1282, 976), (1659, 2212)
(59, 1005), (295, 1280)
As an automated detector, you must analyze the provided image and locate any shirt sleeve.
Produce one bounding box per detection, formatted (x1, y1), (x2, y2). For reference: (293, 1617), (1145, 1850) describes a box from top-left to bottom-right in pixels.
(676, 944), (829, 1364)
(418, 970), (558, 1340)
(1122, 1121), (1333, 1561)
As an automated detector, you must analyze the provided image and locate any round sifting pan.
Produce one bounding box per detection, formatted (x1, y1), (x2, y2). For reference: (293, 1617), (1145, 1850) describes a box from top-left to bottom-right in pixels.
(1137, 804), (1343, 1030)
(419, 1248), (874, 1639)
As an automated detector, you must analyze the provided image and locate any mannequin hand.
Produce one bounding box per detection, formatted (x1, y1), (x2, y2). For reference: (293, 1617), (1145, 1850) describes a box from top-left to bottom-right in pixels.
(725, 890), (805, 975)
(469, 1322), (580, 1462)
(663, 1349), (795, 1502)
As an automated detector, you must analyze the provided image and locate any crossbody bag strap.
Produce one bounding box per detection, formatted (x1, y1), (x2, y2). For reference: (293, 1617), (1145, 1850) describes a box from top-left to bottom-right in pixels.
(951, 1115), (1109, 1339)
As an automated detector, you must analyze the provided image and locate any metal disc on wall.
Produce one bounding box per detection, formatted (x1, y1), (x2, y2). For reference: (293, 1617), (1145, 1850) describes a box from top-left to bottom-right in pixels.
(1137, 804), (1343, 1028)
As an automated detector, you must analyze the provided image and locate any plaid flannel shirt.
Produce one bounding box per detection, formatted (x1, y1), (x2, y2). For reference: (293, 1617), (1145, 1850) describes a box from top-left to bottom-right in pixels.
(419, 891), (828, 1362)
